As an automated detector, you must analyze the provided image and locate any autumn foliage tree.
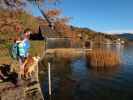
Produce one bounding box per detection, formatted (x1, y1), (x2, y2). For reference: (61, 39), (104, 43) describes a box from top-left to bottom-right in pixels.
(43, 9), (79, 45)
(0, 0), (60, 30)
(0, 0), (61, 36)
(0, 9), (39, 38)
(0, 0), (80, 45)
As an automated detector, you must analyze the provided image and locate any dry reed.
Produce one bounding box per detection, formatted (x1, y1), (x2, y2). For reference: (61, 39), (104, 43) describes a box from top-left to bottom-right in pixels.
(53, 48), (82, 58)
(86, 49), (120, 68)
(54, 49), (73, 63)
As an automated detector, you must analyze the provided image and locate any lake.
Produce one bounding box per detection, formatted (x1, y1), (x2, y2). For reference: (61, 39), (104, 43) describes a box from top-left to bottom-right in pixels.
(41, 44), (133, 100)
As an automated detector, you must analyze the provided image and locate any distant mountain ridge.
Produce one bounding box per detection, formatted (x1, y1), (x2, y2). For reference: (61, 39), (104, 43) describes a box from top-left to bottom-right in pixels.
(116, 33), (133, 41)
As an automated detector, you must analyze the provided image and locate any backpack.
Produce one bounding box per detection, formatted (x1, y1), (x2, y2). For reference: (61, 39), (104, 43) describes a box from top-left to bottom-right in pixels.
(9, 43), (19, 60)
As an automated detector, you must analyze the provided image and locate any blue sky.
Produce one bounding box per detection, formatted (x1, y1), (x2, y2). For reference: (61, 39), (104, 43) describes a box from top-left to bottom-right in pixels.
(31, 0), (133, 33)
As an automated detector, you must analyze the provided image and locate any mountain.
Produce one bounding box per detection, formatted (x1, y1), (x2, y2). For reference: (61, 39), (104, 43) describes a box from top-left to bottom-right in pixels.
(116, 33), (133, 41)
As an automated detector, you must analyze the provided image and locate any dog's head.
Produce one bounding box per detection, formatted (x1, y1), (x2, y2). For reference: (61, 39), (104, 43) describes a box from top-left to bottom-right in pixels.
(33, 56), (40, 62)
(25, 56), (40, 67)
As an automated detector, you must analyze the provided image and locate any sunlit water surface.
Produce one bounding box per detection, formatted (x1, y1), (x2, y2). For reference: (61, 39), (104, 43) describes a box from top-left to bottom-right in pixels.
(41, 45), (133, 100)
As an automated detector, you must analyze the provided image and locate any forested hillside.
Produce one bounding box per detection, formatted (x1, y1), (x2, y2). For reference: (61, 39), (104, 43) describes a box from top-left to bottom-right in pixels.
(0, 8), (122, 43)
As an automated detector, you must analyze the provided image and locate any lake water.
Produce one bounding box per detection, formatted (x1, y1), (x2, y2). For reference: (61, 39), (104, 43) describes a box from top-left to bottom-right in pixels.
(41, 44), (133, 100)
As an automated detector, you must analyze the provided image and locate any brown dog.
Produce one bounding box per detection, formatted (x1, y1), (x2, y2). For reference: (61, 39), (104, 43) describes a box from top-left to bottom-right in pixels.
(24, 56), (40, 79)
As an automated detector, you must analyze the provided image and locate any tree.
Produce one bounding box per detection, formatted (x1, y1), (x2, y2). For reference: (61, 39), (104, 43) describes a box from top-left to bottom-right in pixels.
(0, 9), (40, 37)
(0, 0), (59, 8)
(0, 0), (61, 29)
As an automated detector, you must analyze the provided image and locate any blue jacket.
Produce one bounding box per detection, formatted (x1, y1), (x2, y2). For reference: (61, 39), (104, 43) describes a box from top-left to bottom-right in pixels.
(23, 38), (30, 57)
(18, 39), (30, 57)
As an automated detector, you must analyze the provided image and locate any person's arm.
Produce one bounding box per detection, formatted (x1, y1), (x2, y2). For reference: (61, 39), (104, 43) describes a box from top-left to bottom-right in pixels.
(24, 39), (30, 57)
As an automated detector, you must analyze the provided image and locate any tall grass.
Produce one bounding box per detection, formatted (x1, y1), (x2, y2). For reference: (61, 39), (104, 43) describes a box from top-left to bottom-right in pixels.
(54, 49), (73, 63)
(86, 49), (120, 68)
(0, 40), (44, 65)
(53, 49), (82, 58)
(30, 40), (44, 57)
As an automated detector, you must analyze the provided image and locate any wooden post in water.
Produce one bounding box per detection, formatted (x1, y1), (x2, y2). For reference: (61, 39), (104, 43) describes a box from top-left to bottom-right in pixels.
(48, 62), (52, 96)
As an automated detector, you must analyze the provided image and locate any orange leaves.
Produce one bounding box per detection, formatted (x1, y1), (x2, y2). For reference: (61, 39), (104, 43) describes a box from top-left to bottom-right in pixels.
(46, 9), (61, 17)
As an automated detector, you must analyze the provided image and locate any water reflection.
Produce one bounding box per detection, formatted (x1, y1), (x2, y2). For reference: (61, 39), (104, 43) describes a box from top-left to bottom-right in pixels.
(41, 44), (133, 100)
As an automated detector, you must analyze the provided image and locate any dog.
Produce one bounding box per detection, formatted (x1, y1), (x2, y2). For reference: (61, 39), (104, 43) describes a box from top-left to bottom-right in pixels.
(0, 64), (18, 86)
(18, 55), (34, 78)
(24, 56), (40, 79)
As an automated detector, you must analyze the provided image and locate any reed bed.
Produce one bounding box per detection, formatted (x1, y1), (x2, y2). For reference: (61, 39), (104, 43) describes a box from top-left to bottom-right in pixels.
(54, 49), (74, 63)
(53, 48), (82, 59)
(86, 49), (120, 68)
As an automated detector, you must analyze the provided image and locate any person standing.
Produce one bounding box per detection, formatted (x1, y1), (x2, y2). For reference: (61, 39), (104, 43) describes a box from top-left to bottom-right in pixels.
(18, 28), (31, 78)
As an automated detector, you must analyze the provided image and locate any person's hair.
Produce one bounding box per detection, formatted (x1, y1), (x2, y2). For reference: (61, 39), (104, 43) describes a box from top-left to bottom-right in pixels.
(24, 28), (31, 33)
